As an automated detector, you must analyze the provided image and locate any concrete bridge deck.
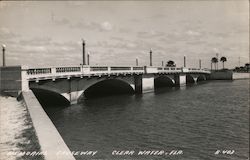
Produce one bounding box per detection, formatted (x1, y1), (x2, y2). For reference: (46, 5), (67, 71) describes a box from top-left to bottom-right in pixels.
(1, 65), (210, 104)
(23, 65), (210, 79)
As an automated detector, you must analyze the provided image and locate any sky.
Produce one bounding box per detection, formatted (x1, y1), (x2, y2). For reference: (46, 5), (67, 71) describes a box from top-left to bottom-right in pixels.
(0, 1), (249, 69)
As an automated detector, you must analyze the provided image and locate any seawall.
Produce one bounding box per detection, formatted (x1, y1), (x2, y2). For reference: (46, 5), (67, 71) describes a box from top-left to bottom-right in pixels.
(0, 66), (21, 97)
(209, 70), (233, 80)
(233, 72), (250, 80)
(22, 90), (75, 160)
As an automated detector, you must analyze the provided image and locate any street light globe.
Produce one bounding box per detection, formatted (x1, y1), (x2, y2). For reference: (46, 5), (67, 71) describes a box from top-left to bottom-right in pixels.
(81, 38), (85, 44)
(2, 44), (6, 49)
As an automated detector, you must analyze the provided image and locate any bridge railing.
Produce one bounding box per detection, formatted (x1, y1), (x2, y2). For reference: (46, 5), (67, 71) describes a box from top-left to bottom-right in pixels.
(26, 68), (52, 75)
(26, 66), (83, 79)
(150, 67), (182, 73)
(26, 68), (53, 79)
(188, 68), (211, 74)
(24, 65), (210, 80)
(83, 66), (144, 75)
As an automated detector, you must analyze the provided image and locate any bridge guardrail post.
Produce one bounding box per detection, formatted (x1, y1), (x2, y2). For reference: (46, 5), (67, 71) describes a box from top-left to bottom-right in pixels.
(108, 66), (111, 75)
(182, 67), (189, 73)
(82, 66), (90, 75)
(51, 67), (56, 75)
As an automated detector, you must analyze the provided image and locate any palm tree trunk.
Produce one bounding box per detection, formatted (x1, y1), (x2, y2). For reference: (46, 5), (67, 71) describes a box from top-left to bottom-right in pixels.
(223, 62), (224, 69)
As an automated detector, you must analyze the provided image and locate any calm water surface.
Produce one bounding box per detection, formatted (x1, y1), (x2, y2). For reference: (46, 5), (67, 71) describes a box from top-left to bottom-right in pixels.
(44, 80), (249, 160)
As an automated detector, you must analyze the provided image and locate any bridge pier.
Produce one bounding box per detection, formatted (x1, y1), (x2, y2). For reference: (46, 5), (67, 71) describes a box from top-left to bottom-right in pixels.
(135, 74), (189, 93)
(62, 91), (84, 105)
(174, 74), (186, 86)
(134, 75), (142, 93)
(189, 74), (201, 84)
(193, 77), (198, 84)
(67, 78), (85, 104)
(70, 91), (84, 105)
(141, 74), (155, 93)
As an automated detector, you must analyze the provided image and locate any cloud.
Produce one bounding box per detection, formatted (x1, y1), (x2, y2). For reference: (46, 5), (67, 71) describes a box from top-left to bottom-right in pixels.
(24, 46), (47, 52)
(70, 20), (113, 32)
(7, 37), (80, 55)
(186, 30), (201, 36)
(71, 21), (98, 30)
(65, 1), (87, 6)
(4, 39), (83, 67)
(54, 18), (70, 25)
(213, 48), (220, 53)
(19, 37), (52, 46)
(0, 1), (12, 9)
(151, 13), (166, 19)
(137, 30), (166, 39)
(118, 27), (132, 33)
(0, 27), (20, 40)
(101, 21), (113, 31)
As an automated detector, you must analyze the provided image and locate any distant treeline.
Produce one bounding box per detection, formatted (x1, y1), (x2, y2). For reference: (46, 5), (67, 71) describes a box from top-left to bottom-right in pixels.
(233, 63), (250, 73)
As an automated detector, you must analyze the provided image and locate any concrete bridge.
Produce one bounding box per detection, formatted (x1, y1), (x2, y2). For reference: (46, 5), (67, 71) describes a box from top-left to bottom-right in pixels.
(7, 65), (209, 104)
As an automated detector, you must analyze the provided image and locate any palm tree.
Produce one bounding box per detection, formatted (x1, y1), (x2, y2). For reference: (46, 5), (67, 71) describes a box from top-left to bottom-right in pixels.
(211, 57), (218, 70)
(234, 67), (240, 72)
(166, 60), (175, 67)
(220, 56), (227, 69)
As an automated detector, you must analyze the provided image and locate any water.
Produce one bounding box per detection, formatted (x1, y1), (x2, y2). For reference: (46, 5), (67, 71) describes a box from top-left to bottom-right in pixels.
(43, 80), (249, 160)
(0, 97), (43, 160)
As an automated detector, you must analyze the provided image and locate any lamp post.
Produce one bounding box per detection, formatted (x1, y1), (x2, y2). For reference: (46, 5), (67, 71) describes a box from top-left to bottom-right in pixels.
(82, 39), (86, 65)
(2, 44), (6, 66)
(216, 53), (219, 70)
(87, 52), (90, 65)
(149, 49), (152, 66)
(199, 59), (201, 69)
(184, 55), (186, 68)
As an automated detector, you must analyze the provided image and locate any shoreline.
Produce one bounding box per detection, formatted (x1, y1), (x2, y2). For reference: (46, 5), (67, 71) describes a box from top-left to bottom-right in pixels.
(0, 96), (44, 160)
(233, 72), (250, 80)
(21, 91), (75, 160)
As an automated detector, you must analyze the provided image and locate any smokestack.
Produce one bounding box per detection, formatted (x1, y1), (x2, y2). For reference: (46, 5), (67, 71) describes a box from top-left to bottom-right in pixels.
(136, 58), (138, 66)
(82, 39), (86, 65)
(150, 49), (152, 66)
(199, 59), (201, 69)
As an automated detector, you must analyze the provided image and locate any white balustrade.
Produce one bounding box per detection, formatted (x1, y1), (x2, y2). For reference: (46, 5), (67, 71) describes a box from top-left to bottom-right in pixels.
(24, 65), (210, 80)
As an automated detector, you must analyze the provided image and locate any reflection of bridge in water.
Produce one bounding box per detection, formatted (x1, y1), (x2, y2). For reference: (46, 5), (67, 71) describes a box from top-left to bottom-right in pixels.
(19, 65), (211, 104)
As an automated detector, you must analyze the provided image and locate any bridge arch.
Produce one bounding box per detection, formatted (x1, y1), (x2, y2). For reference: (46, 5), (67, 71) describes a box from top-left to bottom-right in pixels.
(186, 74), (195, 84)
(186, 74), (207, 84)
(80, 78), (135, 99)
(154, 75), (175, 88)
(30, 87), (70, 106)
(197, 74), (206, 82)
